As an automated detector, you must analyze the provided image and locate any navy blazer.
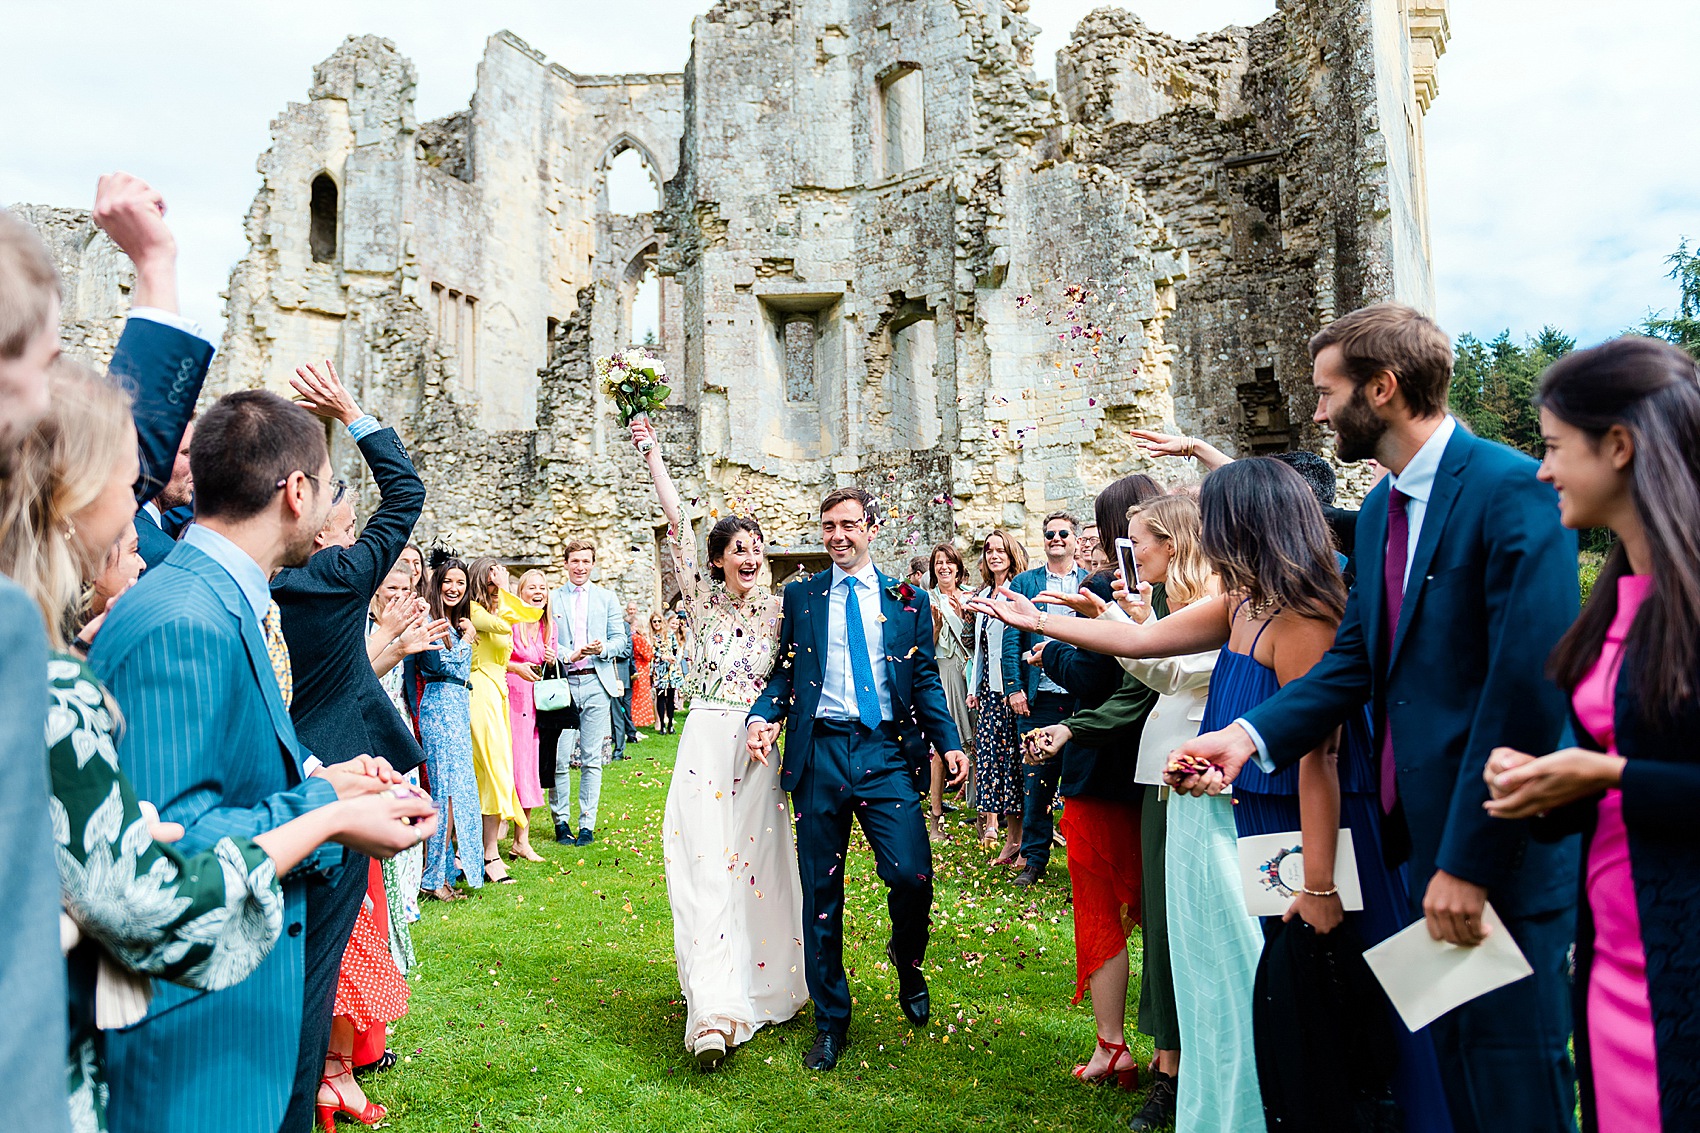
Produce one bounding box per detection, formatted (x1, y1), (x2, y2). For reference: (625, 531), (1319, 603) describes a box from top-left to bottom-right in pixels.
(750, 567), (964, 793)
(89, 541), (340, 1133)
(1041, 574), (1158, 803)
(271, 427), (425, 773)
(1241, 425), (1581, 916)
(1002, 564), (1089, 700)
(134, 505), (175, 569)
(109, 315), (213, 567)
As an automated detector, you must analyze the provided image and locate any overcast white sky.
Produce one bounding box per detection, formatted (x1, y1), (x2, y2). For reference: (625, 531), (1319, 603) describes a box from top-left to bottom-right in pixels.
(3, 1), (1695, 348)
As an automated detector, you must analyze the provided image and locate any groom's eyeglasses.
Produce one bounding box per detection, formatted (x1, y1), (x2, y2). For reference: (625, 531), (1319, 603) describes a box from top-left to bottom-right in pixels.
(1044, 529), (1072, 541)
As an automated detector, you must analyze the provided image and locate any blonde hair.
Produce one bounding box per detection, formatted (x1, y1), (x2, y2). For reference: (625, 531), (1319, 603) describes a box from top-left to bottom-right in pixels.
(516, 568), (549, 600)
(0, 360), (135, 647)
(1127, 494), (1213, 608)
(977, 527), (1029, 588)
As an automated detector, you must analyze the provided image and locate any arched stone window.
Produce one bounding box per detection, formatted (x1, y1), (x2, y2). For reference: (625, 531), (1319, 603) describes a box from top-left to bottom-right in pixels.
(604, 145), (661, 216)
(309, 173), (338, 263)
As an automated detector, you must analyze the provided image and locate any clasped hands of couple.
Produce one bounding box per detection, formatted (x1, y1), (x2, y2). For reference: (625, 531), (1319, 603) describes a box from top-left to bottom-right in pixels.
(741, 721), (972, 788)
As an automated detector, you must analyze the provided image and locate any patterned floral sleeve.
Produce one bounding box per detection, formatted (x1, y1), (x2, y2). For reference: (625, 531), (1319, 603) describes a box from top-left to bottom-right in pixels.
(47, 655), (284, 991)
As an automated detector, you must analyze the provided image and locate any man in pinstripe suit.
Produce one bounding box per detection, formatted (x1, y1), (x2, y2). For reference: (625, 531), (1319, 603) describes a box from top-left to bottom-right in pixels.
(91, 390), (412, 1133)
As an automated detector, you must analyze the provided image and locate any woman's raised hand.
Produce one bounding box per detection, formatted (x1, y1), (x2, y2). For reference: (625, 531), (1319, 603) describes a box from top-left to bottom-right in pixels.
(965, 585), (1042, 632)
(630, 418), (658, 451)
(1036, 588), (1105, 619)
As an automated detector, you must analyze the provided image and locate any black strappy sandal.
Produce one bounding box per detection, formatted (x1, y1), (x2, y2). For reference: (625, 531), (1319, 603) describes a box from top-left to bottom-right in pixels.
(484, 857), (517, 884)
(353, 1049), (398, 1077)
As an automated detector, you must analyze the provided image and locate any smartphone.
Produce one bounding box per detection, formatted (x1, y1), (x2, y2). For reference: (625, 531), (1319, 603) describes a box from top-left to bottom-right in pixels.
(1115, 537), (1139, 590)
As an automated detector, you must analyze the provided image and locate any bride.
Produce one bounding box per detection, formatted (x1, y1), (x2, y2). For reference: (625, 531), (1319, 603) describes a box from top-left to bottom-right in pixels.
(630, 418), (806, 1070)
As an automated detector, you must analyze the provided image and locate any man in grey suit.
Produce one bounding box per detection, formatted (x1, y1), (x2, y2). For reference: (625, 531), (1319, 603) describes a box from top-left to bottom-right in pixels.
(546, 539), (629, 845)
(0, 207), (71, 1133)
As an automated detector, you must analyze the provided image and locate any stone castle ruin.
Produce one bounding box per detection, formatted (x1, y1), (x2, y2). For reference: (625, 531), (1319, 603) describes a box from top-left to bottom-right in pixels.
(24, 0), (1448, 604)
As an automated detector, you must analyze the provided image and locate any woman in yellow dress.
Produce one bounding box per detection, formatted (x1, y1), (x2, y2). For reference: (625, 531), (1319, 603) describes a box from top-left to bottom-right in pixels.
(466, 556), (543, 884)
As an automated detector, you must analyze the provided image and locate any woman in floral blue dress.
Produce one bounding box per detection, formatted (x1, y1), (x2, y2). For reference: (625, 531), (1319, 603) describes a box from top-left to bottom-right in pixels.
(415, 554), (484, 897)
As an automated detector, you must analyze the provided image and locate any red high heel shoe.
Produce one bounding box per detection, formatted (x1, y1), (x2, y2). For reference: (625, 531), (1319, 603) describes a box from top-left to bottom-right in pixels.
(318, 1051), (387, 1131)
(1073, 1037), (1140, 1091)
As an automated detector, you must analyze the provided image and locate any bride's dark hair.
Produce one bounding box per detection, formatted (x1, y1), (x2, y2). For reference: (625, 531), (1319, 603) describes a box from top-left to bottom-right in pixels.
(707, 516), (763, 582)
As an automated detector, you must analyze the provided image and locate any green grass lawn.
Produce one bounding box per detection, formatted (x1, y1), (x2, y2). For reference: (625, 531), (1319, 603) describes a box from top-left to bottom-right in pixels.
(378, 716), (1151, 1132)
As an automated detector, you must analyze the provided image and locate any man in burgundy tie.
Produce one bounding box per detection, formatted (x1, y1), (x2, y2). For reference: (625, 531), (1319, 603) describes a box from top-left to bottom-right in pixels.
(1172, 304), (1582, 1133)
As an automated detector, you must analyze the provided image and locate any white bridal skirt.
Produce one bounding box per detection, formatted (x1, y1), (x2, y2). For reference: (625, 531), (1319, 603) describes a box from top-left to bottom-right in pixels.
(662, 702), (807, 1051)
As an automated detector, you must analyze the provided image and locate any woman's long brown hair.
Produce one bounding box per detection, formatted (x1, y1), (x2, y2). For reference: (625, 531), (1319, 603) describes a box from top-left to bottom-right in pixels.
(1199, 458), (1346, 625)
(1540, 337), (1700, 722)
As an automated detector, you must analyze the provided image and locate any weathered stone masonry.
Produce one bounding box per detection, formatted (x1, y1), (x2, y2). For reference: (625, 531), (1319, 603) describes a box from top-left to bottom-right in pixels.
(18, 0), (1446, 607)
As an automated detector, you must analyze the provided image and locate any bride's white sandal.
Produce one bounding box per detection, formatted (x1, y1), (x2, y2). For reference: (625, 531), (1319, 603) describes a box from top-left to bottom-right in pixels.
(693, 1032), (728, 1072)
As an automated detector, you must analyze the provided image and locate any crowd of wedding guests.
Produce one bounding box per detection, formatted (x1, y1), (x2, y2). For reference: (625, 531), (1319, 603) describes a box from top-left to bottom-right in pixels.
(0, 176), (709, 1133)
(6, 173), (1700, 1133)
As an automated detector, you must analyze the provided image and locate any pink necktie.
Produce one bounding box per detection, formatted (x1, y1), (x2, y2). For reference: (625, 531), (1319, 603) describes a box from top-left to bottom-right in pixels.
(1379, 488), (1410, 814)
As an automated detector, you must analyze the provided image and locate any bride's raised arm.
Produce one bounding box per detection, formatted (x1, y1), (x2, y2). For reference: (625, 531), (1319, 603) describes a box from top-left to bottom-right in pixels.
(631, 417), (684, 529)
(965, 585), (1233, 660)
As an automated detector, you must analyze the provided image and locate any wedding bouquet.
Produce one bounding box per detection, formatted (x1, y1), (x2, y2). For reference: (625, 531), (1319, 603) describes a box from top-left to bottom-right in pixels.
(597, 350), (671, 451)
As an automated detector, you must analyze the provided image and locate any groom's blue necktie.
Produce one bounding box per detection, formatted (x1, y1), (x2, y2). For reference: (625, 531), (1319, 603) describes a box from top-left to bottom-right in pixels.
(841, 576), (884, 731)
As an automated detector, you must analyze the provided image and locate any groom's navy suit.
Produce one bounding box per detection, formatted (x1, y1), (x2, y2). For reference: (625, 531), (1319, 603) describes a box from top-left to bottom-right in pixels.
(750, 563), (962, 1036)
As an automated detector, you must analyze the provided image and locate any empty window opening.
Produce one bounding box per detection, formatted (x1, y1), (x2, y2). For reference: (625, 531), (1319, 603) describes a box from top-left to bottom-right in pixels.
(547, 316), (562, 359)
(631, 272), (661, 346)
(784, 317), (818, 402)
(606, 146), (660, 216)
(879, 67), (925, 178)
(1237, 364), (1290, 454)
(309, 174), (338, 263)
(890, 315), (939, 449)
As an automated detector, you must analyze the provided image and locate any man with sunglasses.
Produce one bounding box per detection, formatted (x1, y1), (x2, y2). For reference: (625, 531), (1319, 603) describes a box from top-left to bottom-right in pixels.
(266, 359), (430, 1131)
(1001, 511), (1088, 886)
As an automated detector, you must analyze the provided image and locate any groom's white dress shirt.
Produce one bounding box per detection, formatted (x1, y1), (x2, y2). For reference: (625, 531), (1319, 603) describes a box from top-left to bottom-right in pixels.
(815, 562), (893, 722)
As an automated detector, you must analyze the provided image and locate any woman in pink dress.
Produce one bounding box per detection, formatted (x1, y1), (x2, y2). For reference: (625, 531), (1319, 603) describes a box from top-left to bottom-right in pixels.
(505, 569), (554, 862)
(1485, 336), (1700, 1133)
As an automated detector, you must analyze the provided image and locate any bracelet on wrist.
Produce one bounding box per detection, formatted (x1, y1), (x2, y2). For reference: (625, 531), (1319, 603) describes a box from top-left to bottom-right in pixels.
(1299, 884), (1339, 898)
(1035, 610), (1048, 635)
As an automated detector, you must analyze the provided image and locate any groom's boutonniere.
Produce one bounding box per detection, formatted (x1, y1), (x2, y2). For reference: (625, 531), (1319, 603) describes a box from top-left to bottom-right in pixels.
(886, 581), (918, 612)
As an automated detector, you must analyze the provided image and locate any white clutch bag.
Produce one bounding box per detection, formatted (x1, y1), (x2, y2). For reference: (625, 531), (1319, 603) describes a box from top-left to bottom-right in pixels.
(534, 660), (574, 711)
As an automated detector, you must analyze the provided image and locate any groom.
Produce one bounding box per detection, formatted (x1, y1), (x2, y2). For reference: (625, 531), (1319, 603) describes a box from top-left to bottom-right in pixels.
(748, 487), (967, 1071)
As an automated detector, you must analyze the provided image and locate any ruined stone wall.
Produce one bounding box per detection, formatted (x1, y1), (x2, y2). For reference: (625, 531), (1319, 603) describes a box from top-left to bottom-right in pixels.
(8, 205), (133, 361)
(1056, 0), (1447, 484)
(663, 0), (1185, 566)
(18, 1), (1446, 608)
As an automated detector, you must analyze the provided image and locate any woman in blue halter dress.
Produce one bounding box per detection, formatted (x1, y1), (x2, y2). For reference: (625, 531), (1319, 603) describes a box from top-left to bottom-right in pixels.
(1201, 599), (1453, 1133)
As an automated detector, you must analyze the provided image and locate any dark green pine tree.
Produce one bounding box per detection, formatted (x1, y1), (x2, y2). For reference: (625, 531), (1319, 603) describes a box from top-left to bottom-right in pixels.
(1640, 238), (1700, 359)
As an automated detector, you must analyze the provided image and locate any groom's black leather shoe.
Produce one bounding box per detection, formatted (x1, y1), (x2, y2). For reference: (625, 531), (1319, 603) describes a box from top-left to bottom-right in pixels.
(888, 945), (930, 1027)
(804, 1031), (846, 1071)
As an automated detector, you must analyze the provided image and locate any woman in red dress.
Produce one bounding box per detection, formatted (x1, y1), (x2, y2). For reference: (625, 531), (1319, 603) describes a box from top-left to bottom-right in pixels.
(630, 616), (657, 728)
(318, 858), (411, 1130)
